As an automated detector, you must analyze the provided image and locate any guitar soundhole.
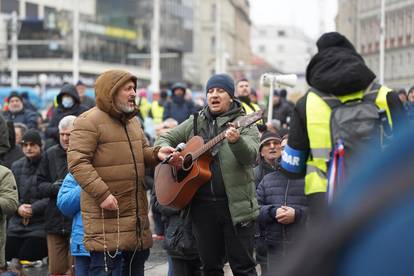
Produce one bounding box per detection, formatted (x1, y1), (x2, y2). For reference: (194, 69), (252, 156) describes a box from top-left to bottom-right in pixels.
(182, 153), (193, 172)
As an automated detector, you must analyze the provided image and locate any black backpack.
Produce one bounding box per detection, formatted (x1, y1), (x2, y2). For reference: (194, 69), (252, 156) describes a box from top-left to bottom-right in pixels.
(312, 82), (392, 165)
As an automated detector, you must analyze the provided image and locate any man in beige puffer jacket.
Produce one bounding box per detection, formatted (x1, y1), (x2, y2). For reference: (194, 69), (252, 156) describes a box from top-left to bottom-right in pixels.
(68, 70), (175, 275)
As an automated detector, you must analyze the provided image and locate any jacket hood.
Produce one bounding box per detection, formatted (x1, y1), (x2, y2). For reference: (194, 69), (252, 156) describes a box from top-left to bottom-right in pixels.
(306, 32), (376, 96)
(94, 70), (138, 121)
(57, 84), (81, 106)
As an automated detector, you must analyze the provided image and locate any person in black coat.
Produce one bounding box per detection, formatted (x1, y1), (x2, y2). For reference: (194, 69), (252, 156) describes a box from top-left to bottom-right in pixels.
(45, 84), (88, 145)
(37, 115), (75, 275)
(271, 90), (293, 128)
(256, 150), (308, 275)
(6, 130), (48, 266)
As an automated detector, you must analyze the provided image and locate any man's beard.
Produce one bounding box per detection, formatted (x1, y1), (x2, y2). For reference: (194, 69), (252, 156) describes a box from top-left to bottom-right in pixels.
(116, 102), (135, 113)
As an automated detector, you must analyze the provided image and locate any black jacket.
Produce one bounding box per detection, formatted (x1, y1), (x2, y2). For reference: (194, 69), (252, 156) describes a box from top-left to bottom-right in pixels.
(272, 101), (292, 126)
(254, 158), (277, 188)
(163, 95), (196, 124)
(45, 85), (88, 142)
(8, 155), (48, 238)
(36, 144), (71, 235)
(153, 191), (199, 260)
(256, 170), (307, 252)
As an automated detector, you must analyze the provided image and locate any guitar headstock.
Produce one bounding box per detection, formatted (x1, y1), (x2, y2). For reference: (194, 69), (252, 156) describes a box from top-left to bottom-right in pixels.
(234, 110), (263, 129)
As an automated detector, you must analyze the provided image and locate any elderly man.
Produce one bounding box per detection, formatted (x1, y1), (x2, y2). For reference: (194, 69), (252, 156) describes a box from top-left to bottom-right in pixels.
(2, 92), (38, 129)
(6, 130), (48, 273)
(37, 115), (76, 275)
(67, 70), (175, 276)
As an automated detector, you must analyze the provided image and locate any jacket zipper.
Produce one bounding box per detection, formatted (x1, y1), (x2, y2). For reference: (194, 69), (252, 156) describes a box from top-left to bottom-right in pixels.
(210, 120), (217, 201)
(123, 123), (143, 250)
(282, 179), (290, 253)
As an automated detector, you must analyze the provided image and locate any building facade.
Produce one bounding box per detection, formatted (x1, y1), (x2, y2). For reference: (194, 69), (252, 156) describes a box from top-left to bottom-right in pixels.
(336, 0), (414, 89)
(251, 24), (315, 75)
(0, 0), (152, 87)
(188, 0), (252, 87)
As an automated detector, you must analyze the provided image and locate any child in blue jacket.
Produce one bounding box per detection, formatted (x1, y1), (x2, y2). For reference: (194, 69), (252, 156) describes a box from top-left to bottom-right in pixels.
(57, 173), (90, 276)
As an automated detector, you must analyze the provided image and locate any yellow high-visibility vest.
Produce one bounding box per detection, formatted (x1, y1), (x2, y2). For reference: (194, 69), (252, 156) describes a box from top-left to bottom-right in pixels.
(305, 85), (393, 195)
(151, 101), (164, 125)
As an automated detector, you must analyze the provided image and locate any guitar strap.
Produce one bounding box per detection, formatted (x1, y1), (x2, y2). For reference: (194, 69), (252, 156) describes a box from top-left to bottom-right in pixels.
(193, 112), (199, 136)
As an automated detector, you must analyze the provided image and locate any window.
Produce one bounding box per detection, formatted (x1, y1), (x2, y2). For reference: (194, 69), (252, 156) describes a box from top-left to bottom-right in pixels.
(1, 0), (18, 13)
(278, 30), (286, 37)
(26, 2), (38, 19)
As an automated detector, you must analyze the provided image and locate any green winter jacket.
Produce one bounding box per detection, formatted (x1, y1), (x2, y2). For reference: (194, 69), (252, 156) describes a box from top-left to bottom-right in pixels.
(155, 103), (260, 225)
(0, 165), (18, 268)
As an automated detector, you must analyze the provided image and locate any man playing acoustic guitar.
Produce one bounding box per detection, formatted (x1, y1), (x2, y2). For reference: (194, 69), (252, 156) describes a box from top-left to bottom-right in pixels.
(156, 73), (260, 276)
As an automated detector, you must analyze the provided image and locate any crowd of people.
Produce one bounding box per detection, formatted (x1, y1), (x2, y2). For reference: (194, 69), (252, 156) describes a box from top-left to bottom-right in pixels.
(0, 31), (412, 276)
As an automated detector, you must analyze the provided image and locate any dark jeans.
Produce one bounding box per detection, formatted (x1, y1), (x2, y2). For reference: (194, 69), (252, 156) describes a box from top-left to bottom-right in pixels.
(89, 249), (149, 276)
(171, 257), (202, 276)
(75, 256), (91, 276)
(190, 200), (257, 276)
(5, 236), (48, 261)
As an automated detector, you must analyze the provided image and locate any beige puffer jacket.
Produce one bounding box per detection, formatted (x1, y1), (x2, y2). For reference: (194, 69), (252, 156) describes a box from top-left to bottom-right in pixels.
(68, 70), (160, 251)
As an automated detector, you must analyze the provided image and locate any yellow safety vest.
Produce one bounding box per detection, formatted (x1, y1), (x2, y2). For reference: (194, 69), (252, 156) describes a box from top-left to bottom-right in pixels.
(151, 101), (164, 125)
(241, 102), (263, 124)
(305, 85), (393, 195)
(138, 97), (151, 119)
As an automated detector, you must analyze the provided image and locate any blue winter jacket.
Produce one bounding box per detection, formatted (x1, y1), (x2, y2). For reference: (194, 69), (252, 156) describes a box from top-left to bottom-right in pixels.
(256, 170), (308, 251)
(57, 173), (89, 257)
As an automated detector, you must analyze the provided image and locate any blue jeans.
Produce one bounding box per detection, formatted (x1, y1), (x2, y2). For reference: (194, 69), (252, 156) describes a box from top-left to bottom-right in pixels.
(89, 249), (150, 276)
(75, 256), (91, 276)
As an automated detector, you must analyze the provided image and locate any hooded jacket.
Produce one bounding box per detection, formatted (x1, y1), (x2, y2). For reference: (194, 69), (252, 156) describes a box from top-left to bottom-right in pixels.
(45, 84), (88, 142)
(67, 70), (161, 252)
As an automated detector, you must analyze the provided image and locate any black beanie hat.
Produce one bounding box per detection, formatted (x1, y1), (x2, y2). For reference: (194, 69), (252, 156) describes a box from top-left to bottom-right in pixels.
(21, 129), (42, 146)
(8, 91), (22, 102)
(259, 131), (281, 151)
(316, 32), (356, 53)
(206, 74), (235, 98)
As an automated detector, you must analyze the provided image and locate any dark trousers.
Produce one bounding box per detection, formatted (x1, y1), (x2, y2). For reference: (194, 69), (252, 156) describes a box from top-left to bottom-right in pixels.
(74, 256), (91, 276)
(171, 257), (202, 276)
(265, 246), (283, 276)
(89, 249), (149, 276)
(190, 200), (257, 276)
(5, 236), (48, 261)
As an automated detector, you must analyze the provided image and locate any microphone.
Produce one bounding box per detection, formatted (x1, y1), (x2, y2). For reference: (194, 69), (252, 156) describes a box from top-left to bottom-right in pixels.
(160, 143), (186, 164)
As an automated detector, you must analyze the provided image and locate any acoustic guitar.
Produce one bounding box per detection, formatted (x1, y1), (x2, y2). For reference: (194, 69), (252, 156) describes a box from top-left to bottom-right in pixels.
(155, 110), (263, 209)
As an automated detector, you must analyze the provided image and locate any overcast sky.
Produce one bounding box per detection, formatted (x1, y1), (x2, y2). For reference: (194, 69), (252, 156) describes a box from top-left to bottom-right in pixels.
(250, 0), (338, 40)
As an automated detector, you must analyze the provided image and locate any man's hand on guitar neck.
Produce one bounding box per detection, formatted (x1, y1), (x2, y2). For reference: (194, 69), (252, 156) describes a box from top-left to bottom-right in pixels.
(225, 124), (240, 144)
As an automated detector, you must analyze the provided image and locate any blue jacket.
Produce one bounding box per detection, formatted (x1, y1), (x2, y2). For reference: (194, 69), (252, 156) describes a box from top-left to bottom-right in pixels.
(57, 173), (89, 257)
(256, 170), (307, 251)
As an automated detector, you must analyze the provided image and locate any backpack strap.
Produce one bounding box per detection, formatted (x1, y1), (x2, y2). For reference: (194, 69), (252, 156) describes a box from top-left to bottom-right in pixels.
(310, 87), (342, 109)
(362, 81), (381, 102)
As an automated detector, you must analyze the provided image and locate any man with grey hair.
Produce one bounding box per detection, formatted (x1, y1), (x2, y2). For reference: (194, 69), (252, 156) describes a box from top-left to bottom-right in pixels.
(37, 115), (76, 275)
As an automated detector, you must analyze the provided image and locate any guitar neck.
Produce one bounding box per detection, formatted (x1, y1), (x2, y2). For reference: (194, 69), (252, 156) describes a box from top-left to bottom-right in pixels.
(192, 131), (227, 160)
